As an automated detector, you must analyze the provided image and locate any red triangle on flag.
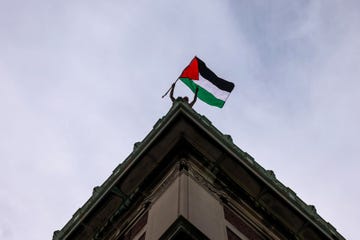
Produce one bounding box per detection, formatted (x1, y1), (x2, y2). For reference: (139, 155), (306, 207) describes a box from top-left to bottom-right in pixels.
(179, 57), (199, 80)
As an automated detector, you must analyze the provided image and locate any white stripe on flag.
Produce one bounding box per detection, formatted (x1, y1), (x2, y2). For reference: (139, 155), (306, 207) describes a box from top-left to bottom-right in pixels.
(196, 77), (231, 101)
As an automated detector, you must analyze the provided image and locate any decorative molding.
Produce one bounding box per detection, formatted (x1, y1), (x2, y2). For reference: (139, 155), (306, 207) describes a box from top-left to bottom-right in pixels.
(144, 162), (182, 205)
(186, 156), (228, 202)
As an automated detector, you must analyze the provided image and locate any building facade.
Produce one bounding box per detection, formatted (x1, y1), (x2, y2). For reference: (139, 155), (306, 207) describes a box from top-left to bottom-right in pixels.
(53, 100), (345, 240)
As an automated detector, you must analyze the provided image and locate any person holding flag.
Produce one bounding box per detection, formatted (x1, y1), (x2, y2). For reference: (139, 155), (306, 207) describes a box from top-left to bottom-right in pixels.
(169, 82), (199, 107)
(164, 56), (235, 108)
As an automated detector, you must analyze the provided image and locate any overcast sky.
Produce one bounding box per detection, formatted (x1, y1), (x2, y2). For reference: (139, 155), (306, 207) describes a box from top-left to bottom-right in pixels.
(1, 1), (359, 239)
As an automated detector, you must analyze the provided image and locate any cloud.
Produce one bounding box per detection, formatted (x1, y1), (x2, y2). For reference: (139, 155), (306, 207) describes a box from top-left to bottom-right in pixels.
(0, 1), (359, 239)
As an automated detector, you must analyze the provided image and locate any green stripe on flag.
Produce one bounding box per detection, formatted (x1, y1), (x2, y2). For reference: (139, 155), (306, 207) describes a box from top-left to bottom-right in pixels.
(180, 78), (225, 108)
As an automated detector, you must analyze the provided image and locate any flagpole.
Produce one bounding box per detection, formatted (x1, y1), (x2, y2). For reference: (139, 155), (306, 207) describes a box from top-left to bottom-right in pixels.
(161, 78), (179, 98)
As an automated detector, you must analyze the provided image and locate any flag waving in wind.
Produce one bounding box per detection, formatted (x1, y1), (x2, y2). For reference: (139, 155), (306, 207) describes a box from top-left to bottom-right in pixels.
(178, 56), (235, 108)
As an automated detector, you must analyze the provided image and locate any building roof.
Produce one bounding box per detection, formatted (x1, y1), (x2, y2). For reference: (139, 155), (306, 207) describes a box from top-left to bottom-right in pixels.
(53, 99), (345, 240)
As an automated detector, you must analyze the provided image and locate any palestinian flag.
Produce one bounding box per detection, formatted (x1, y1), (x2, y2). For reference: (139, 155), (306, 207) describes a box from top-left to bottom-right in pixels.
(179, 57), (235, 108)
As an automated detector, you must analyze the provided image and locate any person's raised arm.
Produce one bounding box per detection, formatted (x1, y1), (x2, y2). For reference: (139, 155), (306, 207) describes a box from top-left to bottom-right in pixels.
(170, 83), (176, 102)
(189, 87), (199, 107)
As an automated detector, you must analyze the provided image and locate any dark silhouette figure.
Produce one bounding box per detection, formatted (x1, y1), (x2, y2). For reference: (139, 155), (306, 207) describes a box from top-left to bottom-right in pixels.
(170, 83), (198, 107)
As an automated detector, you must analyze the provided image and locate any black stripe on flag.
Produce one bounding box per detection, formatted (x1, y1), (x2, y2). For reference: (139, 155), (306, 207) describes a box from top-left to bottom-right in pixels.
(197, 57), (235, 93)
